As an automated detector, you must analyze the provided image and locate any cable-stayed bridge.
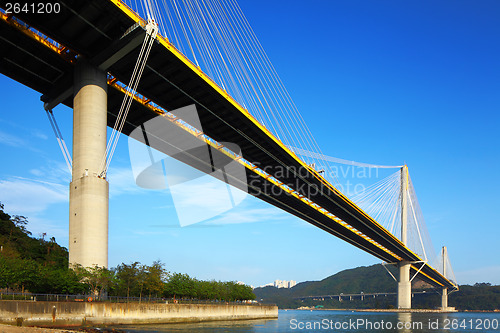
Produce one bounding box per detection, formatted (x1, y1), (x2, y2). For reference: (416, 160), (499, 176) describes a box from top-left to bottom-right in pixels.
(0, 0), (457, 309)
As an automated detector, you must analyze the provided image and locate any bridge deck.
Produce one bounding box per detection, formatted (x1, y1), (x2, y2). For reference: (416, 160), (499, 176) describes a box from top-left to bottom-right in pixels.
(0, 0), (455, 289)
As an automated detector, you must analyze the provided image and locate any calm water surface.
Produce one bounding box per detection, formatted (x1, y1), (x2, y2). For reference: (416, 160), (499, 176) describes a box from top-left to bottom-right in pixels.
(115, 310), (500, 332)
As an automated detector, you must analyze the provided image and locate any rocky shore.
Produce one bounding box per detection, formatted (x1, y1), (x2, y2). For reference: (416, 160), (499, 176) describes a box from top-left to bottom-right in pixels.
(0, 324), (76, 333)
(0, 325), (125, 333)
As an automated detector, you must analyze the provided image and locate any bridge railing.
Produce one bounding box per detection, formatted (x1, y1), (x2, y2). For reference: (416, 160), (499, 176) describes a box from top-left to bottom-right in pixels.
(0, 292), (266, 306)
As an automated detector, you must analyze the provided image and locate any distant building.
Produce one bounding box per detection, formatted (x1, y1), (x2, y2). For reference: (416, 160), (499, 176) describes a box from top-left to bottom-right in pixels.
(269, 279), (296, 288)
(257, 279), (297, 289)
(274, 280), (285, 288)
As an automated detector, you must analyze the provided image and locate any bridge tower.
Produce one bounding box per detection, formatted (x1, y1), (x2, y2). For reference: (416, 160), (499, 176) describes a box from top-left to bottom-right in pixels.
(69, 59), (109, 268)
(441, 246), (449, 309)
(398, 165), (411, 309)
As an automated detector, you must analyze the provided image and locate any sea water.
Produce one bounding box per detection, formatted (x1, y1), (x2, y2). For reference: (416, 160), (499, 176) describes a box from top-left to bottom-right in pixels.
(115, 310), (500, 332)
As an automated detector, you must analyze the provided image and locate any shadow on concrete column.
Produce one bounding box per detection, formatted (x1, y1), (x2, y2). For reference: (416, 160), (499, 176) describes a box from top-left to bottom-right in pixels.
(441, 288), (448, 309)
(69, 59), (109, 268)
(398, 165), (411, 309)
(398, 261), (411, 309)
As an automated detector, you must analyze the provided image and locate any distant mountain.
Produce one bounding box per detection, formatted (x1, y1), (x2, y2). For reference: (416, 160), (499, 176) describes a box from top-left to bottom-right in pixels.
(254, 265), (500, 311)
(254, 264), (399, 308)
(290, 264), (397, 296)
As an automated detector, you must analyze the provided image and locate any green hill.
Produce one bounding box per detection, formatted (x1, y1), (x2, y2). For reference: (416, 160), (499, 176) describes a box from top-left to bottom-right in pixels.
(0, 202), (83, 293)
(254, 266), (500, 311)
(0, 202), (254, 301)
(290, 264), (397, 296)
(0, 203), (69, 267)
(254, 265), (400, 309)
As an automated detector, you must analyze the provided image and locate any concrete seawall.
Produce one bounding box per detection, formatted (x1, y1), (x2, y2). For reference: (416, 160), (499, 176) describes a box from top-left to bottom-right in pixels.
(0, 301), (278, 327)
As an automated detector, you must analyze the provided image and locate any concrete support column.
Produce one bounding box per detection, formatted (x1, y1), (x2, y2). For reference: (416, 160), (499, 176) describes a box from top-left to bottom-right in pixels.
(441, 288), (448, 309)
(397, 165), (411, 309)
(401, 165), (408, 245)
(69, 59), (109, 268)
(440, 247), (449, 310)
(398, 261), (411, 309)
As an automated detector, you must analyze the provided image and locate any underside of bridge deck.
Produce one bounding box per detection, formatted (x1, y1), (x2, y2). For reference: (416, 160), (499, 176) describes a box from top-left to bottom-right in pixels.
(0, 1), (455, 291)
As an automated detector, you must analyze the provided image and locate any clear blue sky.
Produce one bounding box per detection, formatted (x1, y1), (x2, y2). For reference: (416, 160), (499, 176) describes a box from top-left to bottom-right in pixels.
(0, 0), (499, 287)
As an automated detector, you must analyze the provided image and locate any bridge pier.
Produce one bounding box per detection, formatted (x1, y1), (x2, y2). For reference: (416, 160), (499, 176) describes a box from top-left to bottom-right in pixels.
(441, 288), (448, 309)
(397, 261), (411, 309)
(397, 165), (411, 309)
(69, 59), (109, 268)
(439, 247), (451, 310)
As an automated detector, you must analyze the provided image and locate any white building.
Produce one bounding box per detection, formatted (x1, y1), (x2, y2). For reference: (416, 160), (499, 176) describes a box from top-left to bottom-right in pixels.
(258, 279), (297, 289)
(272, 280), (296, 288)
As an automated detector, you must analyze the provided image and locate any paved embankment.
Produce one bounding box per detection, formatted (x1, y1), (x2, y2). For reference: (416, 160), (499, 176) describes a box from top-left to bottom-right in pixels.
(0, 301), (278, 327)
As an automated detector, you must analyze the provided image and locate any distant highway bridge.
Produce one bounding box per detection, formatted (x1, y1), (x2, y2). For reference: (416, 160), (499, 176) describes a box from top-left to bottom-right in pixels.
(296, 291), (435, 302)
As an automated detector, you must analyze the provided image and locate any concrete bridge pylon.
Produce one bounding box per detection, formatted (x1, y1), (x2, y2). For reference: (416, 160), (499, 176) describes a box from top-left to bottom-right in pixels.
(69, 59), (109, 268)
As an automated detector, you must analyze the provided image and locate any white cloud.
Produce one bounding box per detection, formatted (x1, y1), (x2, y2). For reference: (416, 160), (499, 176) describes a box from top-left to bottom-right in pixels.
(31, 130), (48, 140)
(26, 161), (71, 184)
(0, 130), (26, 147)
(132, 230), (166, 236)
(168, 175), (250, 227)
(0, 177), (68, 214)
(0, 126), (47, 154)
(107, 166), (149, 197)
(30, 169), (44, 177)
(0, 175), (69, 245)
(171, 180), (237, 211)
(26, 216), (68, 243)
(206, 206), (285, 225)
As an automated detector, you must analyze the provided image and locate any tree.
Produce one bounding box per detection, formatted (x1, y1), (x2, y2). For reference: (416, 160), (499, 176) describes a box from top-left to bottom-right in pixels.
(0, 257), (40, 292)
(37, 266), (86, 294)
(12, 215), (29, 233)
(0, 257), (22, 290)
(145, 260), (169, 300)
(228, 282), (255, 301)
(195, 280), (217, 300)
(136, 264), (147, 302)
(9, 215), (30, 238)
(114, 262), (141, 300)
(72, 265), (114, 296)
(89, 266), (114, 296)
(0, 204), (258, 300)
(165, 273), (195, 299)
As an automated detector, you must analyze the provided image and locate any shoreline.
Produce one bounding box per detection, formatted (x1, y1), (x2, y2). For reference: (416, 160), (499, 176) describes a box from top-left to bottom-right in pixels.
(0, 324), (130, 333)
(0, 324), (76, 333)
